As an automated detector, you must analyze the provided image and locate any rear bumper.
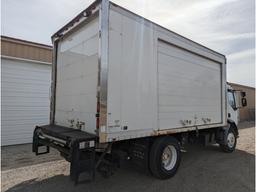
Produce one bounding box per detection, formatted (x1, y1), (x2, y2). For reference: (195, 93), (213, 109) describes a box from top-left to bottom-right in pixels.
(32, 124), (97, 184)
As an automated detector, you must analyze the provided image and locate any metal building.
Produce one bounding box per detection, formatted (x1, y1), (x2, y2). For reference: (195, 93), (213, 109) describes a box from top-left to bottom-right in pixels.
(229, 82), (255, 122)
(1, 36), (52, 145)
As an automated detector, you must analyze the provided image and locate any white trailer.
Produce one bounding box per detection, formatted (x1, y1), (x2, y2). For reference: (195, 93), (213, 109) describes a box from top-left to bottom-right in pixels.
(33, 0), (247, 184)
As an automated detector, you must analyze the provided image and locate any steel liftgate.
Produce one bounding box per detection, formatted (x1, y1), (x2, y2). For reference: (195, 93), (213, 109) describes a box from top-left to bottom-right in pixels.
(32, 124), (97, 184)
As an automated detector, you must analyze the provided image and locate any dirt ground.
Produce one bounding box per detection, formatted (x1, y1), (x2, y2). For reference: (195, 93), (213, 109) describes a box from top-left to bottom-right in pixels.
(1, 144), (61, 171)
(1, 121), (255, 192)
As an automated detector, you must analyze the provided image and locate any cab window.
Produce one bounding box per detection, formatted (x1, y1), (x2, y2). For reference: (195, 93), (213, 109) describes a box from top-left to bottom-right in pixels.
(227, 91), (236, 109)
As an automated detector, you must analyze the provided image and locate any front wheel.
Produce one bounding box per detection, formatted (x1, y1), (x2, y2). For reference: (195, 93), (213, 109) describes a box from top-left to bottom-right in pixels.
(149, 136), (181, 179)
(220, 126), (237, 153)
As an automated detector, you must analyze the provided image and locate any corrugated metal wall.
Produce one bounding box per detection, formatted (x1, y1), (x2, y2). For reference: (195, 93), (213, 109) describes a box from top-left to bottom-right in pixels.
(1, 36), (53, 145)
(1, 36), (52, 63)
(229, 83), (255, 122)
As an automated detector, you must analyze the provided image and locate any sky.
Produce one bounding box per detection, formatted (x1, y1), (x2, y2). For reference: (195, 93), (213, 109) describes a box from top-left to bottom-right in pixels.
(1, 0), (255, 87)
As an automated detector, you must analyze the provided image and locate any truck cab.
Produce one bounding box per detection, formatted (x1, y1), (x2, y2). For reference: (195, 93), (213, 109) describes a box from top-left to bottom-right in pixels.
(227, 84), (247, 126)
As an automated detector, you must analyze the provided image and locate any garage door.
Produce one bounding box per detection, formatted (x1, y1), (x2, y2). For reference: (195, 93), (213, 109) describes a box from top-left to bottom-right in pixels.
(2, 58), (51, 146)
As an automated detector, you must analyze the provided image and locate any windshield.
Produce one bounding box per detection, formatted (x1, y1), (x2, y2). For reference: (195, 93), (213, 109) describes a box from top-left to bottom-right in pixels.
(227, 91), (236, 109)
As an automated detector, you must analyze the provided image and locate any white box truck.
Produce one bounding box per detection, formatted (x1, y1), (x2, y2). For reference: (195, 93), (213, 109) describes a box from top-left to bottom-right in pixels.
(33, 0), (247, 184)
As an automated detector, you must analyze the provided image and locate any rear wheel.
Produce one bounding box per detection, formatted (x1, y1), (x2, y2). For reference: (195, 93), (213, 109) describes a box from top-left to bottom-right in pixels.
(220, 126), (237, 153)
(149, 136), (181, 179)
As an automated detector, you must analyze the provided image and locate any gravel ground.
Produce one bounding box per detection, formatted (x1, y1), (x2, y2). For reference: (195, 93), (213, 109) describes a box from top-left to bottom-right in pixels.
(1, 144), (61, 171)
(1, 121), (255, 192)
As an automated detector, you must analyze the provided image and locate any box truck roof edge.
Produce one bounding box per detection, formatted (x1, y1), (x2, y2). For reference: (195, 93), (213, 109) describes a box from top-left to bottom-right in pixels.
(51, 0), (226, 59)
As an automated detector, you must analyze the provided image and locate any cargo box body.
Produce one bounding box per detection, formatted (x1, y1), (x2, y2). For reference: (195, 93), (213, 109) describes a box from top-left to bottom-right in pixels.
(51, 0), (227, 143)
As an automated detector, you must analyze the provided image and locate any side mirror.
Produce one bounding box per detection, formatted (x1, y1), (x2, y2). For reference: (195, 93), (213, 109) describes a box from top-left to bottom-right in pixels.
(241, 98), (247, 107)
(234, 90), (247, 108)
(241, 91), (246, 97)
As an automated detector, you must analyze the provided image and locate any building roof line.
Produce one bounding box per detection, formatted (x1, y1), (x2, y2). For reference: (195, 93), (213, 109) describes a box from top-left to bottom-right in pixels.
(228, 82), (255, 90)
(1, 35), (52, 49)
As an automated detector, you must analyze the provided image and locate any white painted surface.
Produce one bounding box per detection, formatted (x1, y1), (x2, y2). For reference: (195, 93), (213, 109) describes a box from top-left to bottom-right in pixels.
(1, 58), (51, 146)
(227, 85), (239, 125)
(54, 18), (99, 134)
(107, 9), (157, 134)
(104, 5), (226, 142)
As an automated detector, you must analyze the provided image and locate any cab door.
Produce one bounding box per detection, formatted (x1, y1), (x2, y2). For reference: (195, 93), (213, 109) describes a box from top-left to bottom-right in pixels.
(227, 90), (239, 125)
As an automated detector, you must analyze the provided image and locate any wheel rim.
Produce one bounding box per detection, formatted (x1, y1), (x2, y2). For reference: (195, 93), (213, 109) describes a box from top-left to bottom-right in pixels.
(161, 145), (177, 171)
(227, 132), (235, 148)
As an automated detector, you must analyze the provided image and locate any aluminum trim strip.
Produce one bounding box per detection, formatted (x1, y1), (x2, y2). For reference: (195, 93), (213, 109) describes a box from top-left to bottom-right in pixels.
(50, 41), (58, 124)
(39, 134), (67, 145)
(99, 0), (109, 139)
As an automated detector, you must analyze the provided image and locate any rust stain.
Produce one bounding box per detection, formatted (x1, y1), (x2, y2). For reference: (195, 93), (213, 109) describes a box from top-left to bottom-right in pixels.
(99, 132), (107, 143)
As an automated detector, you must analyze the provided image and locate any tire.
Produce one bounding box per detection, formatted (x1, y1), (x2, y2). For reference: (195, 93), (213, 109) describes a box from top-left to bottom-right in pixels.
(220, 126), (237, 153)
(149, 136), (181, 179)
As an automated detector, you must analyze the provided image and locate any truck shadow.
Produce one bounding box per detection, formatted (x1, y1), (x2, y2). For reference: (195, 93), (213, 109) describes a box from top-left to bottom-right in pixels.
(5, 145), (255, 192)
